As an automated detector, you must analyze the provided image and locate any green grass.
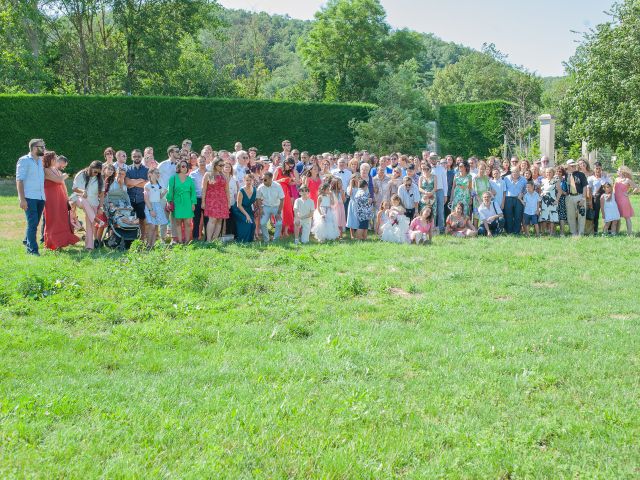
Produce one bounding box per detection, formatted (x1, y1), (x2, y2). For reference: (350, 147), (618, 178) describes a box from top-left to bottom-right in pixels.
(1, 181), (640, 478)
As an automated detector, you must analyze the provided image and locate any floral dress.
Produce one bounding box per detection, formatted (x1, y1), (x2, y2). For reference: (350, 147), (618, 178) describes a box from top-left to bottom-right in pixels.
(452, 174), (472, 216)
(419, 176), (435, 210)
(472, 176), (490, 214)
(556, 176), (568, 221)
(540, 178), (559, 222)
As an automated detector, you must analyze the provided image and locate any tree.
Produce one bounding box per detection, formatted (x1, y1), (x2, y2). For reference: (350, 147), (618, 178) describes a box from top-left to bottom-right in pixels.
(299, 0), (389, 102)
(0, 0), (52, 93)
(351, 60), (434, 153)
(563, 0), (640, 150)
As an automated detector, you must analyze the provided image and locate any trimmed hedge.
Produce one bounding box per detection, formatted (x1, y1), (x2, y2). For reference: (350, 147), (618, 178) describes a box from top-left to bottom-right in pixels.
(438, 101), (512, 158)
(0, 95), (373, 175)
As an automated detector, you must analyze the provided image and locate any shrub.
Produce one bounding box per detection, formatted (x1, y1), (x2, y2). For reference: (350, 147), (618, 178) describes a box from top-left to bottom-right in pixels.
(0, 94), (373, 176)
(438, 101), (511, 158)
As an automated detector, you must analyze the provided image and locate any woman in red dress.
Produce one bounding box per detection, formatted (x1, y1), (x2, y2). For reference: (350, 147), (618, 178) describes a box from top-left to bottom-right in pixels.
(302, 163), (322, 207)
(274, 158), (299, 237)
(202, 158), (230, 241)
(43, 151), (79, 250)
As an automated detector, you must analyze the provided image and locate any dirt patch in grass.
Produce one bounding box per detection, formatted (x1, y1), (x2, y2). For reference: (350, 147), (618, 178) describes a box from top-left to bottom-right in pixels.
(532, 281), (558, 288)
(610, 314), (633, 320)
(495, 296), (512, 302)
(389, 287), (412, 298)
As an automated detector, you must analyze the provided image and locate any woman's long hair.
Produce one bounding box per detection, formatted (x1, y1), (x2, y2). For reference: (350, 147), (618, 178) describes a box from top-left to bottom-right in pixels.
(83, 160), (103, 192)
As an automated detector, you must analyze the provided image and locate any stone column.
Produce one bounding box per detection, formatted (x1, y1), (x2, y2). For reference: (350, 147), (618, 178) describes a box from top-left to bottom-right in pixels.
(581, 141), (597, 166)
(539, 114), (555, 165)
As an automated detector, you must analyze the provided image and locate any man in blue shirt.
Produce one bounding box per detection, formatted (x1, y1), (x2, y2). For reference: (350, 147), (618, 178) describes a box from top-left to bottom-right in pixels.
(503, 167), (527, 234)
(125, 149), (149, 238)
(16, 139), (46, 255)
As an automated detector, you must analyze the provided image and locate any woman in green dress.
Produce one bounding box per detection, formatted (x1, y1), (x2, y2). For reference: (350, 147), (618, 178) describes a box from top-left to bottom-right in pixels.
(451, 161), (472, 216)
(472, 160), (491, 226)
(166, 159), (197, 244)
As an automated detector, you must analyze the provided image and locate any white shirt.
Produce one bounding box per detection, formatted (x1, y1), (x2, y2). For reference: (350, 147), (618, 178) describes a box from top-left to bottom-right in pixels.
(478, 201), (502, 222)
(72, 171), (101, 207)
(588, 174), (611, 196)
(158, 159), (177, 190)
(331, 168), (352, 193)
(432, 164), (448, 196)
(144, 182), (166, 203)
(234, 163), (248, 187)
(257, 182), (285, 208)
(227, 175), (238, 207)
(397, 184), (420, 209)
(294, 198), (315, 222)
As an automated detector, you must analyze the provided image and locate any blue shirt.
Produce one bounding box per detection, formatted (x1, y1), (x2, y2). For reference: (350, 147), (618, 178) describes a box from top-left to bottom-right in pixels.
(16, 153), (45, 200)
(504, 176), (527, 197)
(125, 164), (149, 204)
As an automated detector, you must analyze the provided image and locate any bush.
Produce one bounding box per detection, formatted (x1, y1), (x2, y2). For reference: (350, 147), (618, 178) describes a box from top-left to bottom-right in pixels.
(438, 101), (511, 158)
(0, 94), (373, 175)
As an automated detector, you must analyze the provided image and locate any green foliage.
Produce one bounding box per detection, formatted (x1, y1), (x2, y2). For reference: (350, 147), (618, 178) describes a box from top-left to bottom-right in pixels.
(438, 101), (512, 158)
(0, 94), (372, 175)
(299, 0), (390, 102)
(351, 60), (434, 153)
(564, 0), (640, 149)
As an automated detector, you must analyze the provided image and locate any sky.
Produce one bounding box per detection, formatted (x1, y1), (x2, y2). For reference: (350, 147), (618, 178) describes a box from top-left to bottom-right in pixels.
(218, 0), (614, 77)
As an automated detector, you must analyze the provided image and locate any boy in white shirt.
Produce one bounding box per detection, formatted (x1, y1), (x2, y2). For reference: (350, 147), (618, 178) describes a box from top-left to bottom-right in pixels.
(521, 181), (541, 236)
(293, 186), (315, 244)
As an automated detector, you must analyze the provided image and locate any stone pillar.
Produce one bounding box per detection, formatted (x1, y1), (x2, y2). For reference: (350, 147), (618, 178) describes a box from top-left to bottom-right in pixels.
(582, 141), (597, 166)
(539, 114), (555, 165)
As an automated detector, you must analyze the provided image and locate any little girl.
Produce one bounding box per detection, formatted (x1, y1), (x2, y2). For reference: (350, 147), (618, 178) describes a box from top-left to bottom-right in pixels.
(312, 182), (340, 242)
(380, 194), (410, 243)
(376, 201), (390, 236)
(331, 177), (346, 235)
(601, 182), (620, 235)
(143, 167), (169, 246)
(409, 206), (434, 244)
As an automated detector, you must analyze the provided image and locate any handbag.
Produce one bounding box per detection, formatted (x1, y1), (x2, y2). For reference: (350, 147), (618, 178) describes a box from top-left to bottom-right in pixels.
(165, 176), (176, 213)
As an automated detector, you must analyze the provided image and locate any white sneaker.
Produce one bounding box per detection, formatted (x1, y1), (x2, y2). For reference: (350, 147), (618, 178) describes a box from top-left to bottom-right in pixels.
(294, 239), (300, 244)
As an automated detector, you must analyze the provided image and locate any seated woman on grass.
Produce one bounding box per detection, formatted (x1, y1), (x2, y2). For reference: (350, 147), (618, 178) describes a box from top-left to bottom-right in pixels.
(445, 201), (477, 238)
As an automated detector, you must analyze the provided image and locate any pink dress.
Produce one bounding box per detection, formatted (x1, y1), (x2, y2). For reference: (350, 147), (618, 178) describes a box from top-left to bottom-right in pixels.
(332, 192), (346, 229)
(204, 174), (229, 219)
(614, 181), (634, 218)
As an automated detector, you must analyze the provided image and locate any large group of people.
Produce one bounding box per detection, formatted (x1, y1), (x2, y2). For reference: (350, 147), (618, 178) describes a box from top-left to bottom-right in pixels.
(15, 137), (640, 255)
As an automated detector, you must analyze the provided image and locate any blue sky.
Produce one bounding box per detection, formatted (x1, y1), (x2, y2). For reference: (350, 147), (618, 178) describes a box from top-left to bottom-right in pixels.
(218, 0), (614, 76)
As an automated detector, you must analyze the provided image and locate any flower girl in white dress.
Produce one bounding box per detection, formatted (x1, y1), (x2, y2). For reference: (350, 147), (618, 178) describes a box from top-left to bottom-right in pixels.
(380, 194), (410, 243)
(312, 183), (340, 242)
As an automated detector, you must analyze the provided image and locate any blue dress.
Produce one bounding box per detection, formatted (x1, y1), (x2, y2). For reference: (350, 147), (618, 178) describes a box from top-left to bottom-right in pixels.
(232, 188), (256, 243)
(346, 191), (360, 230)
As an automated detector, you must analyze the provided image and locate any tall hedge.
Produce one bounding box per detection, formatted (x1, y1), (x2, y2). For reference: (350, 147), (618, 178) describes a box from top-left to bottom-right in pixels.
(0, 95), (373, 175)
(438, 101), (512, 158)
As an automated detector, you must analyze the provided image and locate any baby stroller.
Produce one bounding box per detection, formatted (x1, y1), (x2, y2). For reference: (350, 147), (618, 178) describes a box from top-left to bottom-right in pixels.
(104, 188), (140, 250)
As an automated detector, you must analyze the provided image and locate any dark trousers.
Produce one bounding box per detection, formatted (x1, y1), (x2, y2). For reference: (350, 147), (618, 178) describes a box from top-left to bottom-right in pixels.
(224, 207), (236, 236)
(478, 218), (505, 236)
(192, 197), (208, 240)
(593, 193), (602, 233)
(504, 197), (523, 234)
(23, 198), (45, 254)
(344, 198), (350, 218)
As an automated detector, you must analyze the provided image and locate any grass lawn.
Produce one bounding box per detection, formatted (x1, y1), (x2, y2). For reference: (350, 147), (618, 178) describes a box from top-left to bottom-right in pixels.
(1, 179), (639, 478)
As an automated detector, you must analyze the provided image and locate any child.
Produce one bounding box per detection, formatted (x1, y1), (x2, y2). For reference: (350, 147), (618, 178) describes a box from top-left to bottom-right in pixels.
(380, 194), (410, 243)
(376, 201), (390, 236)
(409, 206), (434, 244)
(331, 177), (346, 235)
(143, 167), (169, 247)
(294, 186), (315, 244)
(353, 179), (372, 240)
(601, 182), (620, 235)
(312, 182), (340, 242)
(521, 181), (541, 237)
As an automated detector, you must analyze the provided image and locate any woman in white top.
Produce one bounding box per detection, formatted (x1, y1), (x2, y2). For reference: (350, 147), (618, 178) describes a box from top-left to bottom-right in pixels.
(71, 160), (104, 250)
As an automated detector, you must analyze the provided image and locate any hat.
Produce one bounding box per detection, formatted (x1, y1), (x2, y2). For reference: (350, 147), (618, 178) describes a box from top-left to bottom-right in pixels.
(429, 153), (439, 159)
(566, 159), (577, 167)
